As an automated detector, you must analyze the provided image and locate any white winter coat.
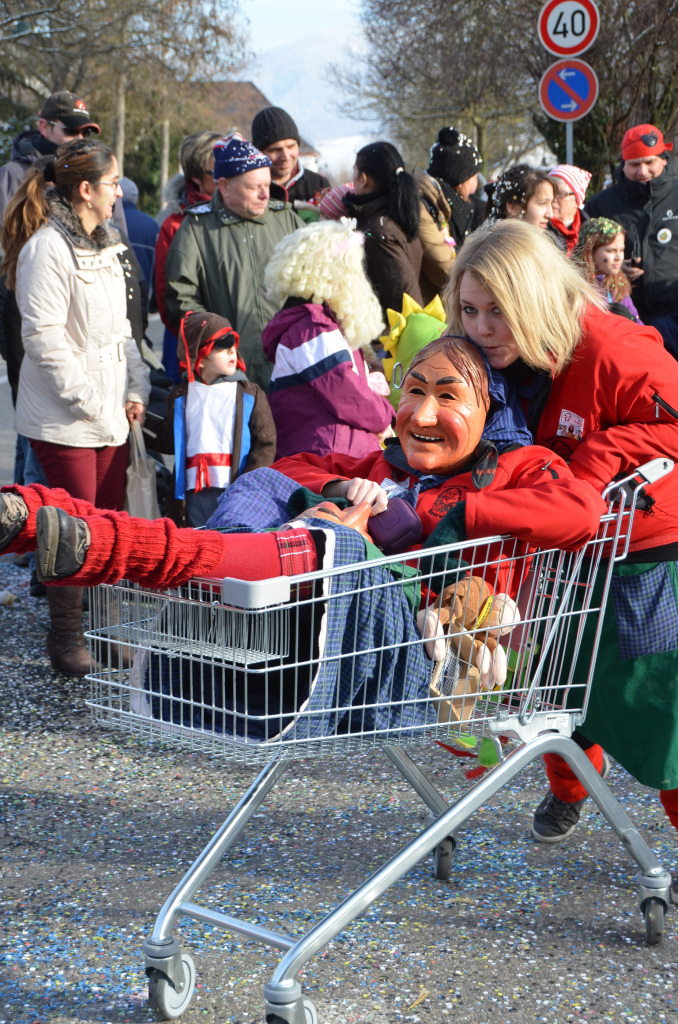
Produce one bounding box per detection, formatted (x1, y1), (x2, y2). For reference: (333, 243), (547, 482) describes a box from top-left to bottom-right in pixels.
(15, 218), (150, 446)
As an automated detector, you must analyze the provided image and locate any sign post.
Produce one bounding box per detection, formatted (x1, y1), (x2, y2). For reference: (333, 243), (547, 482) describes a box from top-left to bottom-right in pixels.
(537, 0), (599, 163)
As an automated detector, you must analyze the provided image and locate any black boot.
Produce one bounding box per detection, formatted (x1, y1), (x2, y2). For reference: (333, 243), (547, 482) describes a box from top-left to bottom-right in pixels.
(0, 492), (29, 550)
(35, 507), (91, 583)
(46, 586), (90, 676)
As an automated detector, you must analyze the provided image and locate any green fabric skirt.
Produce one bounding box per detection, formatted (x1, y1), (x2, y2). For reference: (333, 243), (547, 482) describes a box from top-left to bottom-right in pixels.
(577, 560), (678, 790)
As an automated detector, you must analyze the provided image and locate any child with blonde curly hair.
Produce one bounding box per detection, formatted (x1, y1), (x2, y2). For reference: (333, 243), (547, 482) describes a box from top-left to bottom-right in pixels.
(576, 217), (642, 323)
(262, 219), (394, 459)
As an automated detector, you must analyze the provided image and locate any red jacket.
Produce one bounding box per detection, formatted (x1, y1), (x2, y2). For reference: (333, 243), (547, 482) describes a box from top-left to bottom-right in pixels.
(534, 306), (678, 553)
(154, 182), (211, 332)
(272, 445), (606, 554)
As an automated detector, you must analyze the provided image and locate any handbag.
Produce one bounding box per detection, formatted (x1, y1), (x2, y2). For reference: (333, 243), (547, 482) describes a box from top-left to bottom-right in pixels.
(124, 419), (161, 520)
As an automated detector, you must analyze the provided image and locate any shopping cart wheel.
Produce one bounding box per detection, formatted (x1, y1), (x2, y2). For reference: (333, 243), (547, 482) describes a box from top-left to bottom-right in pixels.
(148, 952), (195, 1019)
(432, 836), (456, 881)
(643, 898), (665, 945)
(266, 997), (318, 1024)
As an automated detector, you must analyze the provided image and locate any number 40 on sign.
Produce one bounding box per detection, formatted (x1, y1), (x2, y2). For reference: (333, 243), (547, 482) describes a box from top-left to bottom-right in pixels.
(538, 0), (600, 57)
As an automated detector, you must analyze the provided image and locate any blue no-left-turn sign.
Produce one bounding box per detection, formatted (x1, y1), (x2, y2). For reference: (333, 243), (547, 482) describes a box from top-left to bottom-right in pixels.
(539, 58), (598, 122)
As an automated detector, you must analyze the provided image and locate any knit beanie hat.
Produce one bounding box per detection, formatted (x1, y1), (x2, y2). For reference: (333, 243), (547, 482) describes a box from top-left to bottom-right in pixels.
(548, 164), (592, 207)
(621, 124), (673, 160)
(428, 127), (482, 188)
(179, 311), (244, 378)
(212, 133), (272, 180)
(316, 183), (354, 219)
(251, 106), (300, 151)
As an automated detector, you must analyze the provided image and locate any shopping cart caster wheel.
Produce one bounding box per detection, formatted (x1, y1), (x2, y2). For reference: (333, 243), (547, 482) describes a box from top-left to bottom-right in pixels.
(643, 897), (665, 945)
(266, 998), (318, 1024)
(148, 952), (195, 1019)
(433, 836), (456, 881)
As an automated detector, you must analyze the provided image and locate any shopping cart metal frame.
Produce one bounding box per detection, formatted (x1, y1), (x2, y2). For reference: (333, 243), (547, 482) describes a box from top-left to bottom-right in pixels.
(85, 459), (674, 1024)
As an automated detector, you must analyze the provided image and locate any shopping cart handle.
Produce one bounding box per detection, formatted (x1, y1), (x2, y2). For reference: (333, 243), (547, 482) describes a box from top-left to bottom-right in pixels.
(635, 457), (674, 485)
(220, 576), (291, 609)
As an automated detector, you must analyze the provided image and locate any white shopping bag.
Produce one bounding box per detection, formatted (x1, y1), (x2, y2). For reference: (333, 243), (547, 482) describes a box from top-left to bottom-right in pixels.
(124, 419), (161, 520)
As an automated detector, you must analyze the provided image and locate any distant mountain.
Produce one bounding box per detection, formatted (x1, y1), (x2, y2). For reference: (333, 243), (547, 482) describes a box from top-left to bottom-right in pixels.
(246, 26), (378, 178)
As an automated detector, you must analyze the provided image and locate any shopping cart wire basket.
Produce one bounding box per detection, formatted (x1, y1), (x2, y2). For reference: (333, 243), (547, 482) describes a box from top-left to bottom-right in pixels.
(85, 458), (674, 1023)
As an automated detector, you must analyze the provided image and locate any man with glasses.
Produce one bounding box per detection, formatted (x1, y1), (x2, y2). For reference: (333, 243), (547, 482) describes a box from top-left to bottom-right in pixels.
(0, 92), (101, 222)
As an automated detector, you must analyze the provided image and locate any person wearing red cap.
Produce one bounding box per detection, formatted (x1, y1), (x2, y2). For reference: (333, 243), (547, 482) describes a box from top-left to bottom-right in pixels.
(585, 124), (678, 341)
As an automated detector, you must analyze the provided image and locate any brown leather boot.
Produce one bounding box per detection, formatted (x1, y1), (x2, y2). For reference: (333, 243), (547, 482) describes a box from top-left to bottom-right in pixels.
(46, 586), (91, 677)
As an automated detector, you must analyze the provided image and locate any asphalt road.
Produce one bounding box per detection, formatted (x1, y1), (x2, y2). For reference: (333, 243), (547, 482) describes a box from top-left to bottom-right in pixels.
(0, 555), (676, 1024)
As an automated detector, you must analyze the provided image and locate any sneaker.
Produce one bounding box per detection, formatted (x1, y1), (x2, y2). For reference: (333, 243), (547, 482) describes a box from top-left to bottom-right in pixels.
(0, 492), (29, 551)
(35, 507), (91, 583)
(532, 791), (586, 843)
(531, 752), (611, 843)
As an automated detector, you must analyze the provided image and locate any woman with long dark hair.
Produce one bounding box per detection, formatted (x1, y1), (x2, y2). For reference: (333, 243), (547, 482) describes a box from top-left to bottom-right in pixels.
(484, 163), (554, 230)
(0, 137), (150, 675)
(343, 141), (423, 318)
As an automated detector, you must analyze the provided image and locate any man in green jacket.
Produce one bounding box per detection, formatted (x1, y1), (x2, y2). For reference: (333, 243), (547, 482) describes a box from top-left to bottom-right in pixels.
(164, 132), (304, 389)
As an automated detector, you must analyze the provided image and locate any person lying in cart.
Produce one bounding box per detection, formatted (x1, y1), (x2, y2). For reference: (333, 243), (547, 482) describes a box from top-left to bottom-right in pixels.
(0, 336), (607, 739)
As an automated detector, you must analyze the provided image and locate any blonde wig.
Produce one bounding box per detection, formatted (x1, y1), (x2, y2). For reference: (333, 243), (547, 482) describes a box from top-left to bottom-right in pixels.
(444, 219), (605, 374)
(264, 219), (385, 349)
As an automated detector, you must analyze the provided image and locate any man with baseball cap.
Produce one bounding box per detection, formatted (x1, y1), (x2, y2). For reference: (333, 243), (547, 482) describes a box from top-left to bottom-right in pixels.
(0, 91), (100, 221)
(164, 132), (304, 389)
(585, 123), (678, 336)
(250, 105), (329, 205)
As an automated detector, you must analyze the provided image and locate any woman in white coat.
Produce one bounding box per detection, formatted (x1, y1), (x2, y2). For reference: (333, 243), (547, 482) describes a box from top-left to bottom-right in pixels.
(1, 138), (150, 675)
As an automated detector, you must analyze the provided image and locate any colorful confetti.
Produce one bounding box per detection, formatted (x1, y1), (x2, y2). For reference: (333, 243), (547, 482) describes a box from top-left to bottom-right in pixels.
(1, 555), (677, 1023)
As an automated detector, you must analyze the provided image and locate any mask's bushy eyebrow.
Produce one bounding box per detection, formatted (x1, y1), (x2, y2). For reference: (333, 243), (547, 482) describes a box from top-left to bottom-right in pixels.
(409, 370), (428, 383)
(436, 376), (463, 385)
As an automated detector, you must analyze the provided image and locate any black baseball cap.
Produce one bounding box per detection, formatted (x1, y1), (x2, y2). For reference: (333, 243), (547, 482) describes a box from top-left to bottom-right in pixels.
(39, 91), (100, 133)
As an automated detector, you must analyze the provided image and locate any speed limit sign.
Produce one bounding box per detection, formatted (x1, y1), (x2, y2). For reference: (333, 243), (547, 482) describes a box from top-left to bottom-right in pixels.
(538, 0), (600, 57)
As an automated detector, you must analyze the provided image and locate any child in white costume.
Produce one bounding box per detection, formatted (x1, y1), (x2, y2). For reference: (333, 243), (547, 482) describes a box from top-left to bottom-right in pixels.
(166, 311), (276, 526)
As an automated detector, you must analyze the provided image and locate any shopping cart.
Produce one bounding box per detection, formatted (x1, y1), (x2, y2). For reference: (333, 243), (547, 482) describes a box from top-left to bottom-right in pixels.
(86, 459), (673, 1024)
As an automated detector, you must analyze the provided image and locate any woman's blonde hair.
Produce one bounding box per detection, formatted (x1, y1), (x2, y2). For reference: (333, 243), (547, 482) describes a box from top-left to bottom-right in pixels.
(264, 218), (385, 349)
(444, 219), (605, 374)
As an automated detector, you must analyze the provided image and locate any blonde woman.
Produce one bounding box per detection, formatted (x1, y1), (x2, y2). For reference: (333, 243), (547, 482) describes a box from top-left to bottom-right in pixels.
(445, 218), (678, 862)
(262, 219), (394, 459)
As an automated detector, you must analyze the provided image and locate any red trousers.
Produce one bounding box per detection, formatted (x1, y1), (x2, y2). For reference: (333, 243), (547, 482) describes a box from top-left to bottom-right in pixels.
(3, 484), (317, 590)
(546, 747), (678, 831)
(31, 440), (129, 510)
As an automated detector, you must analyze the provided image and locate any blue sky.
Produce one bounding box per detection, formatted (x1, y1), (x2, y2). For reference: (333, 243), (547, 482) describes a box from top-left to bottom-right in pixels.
(243, 0), (361, 54)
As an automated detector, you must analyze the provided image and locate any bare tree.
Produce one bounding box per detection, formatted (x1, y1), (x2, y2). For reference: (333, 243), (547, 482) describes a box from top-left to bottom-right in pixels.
(334, 0), (678, 187)
(0, 0), (247, 194)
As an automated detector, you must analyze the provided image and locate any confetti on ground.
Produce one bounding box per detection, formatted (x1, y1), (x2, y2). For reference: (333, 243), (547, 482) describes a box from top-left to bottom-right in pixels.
(1, 556), (677, 1023)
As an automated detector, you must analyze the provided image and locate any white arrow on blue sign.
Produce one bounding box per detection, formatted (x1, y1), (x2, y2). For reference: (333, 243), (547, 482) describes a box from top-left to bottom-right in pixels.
(538, 58), (599, 122)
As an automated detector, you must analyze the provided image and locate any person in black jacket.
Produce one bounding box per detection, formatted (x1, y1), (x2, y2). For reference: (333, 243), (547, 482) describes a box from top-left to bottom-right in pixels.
(585, 123), (678, 346)
(251, 106), (329, 204)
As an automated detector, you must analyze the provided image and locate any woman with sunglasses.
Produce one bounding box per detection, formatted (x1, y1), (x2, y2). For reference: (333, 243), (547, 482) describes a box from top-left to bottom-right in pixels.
(0, 137), (150, 676)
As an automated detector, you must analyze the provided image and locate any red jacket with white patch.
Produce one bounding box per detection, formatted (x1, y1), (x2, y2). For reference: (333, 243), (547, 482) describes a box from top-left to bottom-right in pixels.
(533, 306), (678, 554)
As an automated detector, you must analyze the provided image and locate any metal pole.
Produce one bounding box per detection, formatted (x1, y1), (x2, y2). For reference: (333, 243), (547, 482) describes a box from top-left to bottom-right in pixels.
(566, 122), (573, 165)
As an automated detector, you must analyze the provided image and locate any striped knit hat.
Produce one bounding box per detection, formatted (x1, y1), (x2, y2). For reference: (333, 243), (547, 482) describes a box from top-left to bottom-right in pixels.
(548, 164), (592, 207)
